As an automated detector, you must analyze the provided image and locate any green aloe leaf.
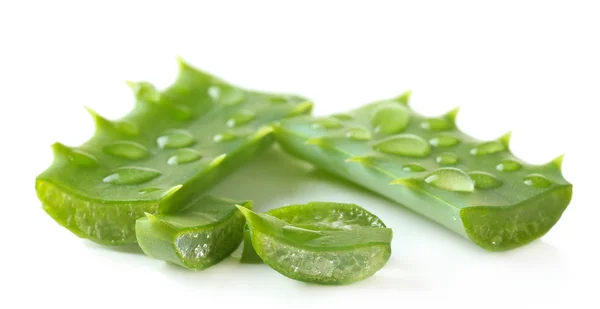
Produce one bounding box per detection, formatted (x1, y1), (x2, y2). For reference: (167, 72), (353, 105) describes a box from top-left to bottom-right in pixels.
(239, 202), (392, 285)
(135, 195), (251, 270)
(274, 92), (572, 252)
(35, 58), (312, 245)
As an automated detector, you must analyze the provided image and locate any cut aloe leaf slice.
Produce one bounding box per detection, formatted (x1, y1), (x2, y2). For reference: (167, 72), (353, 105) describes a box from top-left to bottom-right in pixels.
(135, 195), (250, 270)
(240, 224), (263, 264)
(240, 201), (389, 263)
(274, 92), (573, 251)
(35, 58), (312, 245)
(238, 202), (392, 285)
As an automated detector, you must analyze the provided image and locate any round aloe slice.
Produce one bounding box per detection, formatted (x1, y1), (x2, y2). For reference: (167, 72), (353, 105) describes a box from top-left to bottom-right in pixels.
(135, 195), (251, 270)
(238, 202), (393, 285)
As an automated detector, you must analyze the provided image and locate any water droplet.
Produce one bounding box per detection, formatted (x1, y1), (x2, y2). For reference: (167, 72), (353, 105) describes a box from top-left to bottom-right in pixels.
(436, 152), (459, 165)
(103, 167), (161, 185)
(103, 141), (149, 160)
(470, 141), (506, 156)
(331, 113), (354, 121)
(420, 117), (453, 131)
(372, 134), (431, 157)
(167, 148), (203, 165)
(139, 188), (162, 194)
(67, 150), (97, 167)
(424, 167), (474, 192)
(469, 171), (503, 189)
(429, 134), (460, 147)
(496, 160), (522, 172)
(54, 144), (98, 167)
(345, 127), (372, 140)
(157, 129), (195, 149)
(208, 85), (245, 105)
(213, 132), (237, 143)
(269, 96), (288, 104)
(371, 103), (411, 134)
(311, 118), (343, 129)
(523, 174), (552, 188)
(403, 163), (426, 172)
(226, 109), (256, 127)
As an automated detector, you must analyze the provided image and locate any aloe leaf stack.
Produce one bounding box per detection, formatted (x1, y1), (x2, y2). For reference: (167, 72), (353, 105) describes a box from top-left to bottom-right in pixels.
(274, 92), (572, 251)
(35, 59), (312, 245)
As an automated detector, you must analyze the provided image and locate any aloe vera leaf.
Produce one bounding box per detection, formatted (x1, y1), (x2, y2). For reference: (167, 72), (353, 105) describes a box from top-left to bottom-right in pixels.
(135, 195), (250, 270)
(274, 92), (572, 252)
(35, 58), (312, 245)
(238, 202), (393, 285)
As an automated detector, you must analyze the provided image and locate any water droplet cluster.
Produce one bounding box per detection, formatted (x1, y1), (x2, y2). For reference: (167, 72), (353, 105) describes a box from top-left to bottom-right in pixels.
(37, 59), (313, 245)
(302, 100), (555, 193)
(276, 93), (570, 251)
(92, 97), (292, 185)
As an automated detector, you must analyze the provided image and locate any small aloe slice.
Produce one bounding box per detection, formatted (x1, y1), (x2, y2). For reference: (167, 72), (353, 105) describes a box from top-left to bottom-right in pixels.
(274, 92), (573, 251)
(135, 195), (250, 270)
(240, 224), (263, 264)
(35, 58), (312, 245)
(238, 202), (393, 285)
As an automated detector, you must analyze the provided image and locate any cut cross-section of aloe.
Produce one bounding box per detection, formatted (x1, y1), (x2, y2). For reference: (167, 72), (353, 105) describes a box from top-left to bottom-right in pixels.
(274, 92), (572, 251)
(239, 202), (393, 285)
(135, 195), (250, 270)
(35, 58), (312, 245)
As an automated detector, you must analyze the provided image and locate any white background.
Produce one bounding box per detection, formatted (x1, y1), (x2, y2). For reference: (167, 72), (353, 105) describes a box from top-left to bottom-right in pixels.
(1, 1), (599, 308)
